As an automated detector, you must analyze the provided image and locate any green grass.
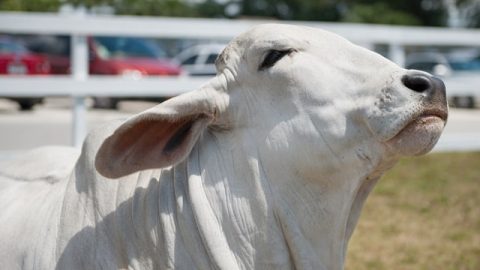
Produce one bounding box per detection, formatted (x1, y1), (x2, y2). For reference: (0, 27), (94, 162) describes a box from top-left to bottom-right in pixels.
(345, 152), (480, 270)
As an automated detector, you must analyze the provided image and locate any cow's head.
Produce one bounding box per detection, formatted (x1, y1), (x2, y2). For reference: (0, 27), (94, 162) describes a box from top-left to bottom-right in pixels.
(95, 24), (448, 180)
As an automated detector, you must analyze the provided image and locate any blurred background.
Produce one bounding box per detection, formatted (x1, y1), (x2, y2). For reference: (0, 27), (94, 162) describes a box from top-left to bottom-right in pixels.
(0, 1), (479, 269)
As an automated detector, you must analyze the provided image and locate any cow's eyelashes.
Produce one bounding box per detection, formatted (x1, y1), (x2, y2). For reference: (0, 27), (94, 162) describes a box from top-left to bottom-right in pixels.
(259, 49), (292, 70)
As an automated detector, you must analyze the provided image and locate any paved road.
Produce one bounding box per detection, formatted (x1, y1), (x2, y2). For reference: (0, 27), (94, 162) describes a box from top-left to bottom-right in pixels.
(0, 98), (153, 152)
(0, 98), (479, 155)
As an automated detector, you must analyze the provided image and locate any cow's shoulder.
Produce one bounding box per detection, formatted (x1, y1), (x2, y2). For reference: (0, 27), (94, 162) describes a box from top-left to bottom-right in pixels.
(75, 119), (126, 182)
(82, 119), (125, 156)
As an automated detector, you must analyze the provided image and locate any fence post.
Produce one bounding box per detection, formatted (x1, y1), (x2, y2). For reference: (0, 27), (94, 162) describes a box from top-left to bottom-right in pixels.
(72, 95), (87, 148)
(71, 33), (88, 148)
(389, 43), (406, 67)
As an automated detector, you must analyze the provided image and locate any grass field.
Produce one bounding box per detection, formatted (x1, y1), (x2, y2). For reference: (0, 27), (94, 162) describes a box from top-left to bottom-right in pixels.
(345, 152), (480, 270)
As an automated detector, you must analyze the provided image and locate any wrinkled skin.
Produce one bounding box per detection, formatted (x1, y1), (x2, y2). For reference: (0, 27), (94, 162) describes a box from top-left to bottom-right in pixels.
(0, 24), (447, 270)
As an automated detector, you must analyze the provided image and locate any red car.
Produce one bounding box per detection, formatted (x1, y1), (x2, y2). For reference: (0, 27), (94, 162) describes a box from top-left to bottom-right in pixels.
(40, 36), (181, 75)
(0, 37), (50, 110)
(89, 36), (181, 76)
(29, 36), (183, 108)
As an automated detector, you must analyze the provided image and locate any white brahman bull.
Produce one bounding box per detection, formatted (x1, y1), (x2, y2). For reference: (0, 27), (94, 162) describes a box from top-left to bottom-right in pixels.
(0, 24), (447, 270)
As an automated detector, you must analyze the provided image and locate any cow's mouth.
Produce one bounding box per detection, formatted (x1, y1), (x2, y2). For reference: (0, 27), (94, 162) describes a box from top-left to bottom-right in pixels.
(386, 108), (448, 156)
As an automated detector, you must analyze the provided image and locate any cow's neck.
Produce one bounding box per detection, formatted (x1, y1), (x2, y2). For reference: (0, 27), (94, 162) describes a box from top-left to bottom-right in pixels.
(190, 130), (394, 270)
(268, 168), (382, 270)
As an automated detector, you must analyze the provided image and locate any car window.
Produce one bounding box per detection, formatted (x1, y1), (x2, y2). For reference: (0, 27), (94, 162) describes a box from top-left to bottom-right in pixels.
(0, 41), (28, 54)
(406, 62), (439, 73)
(206, 54), (219, 64)
(449, 60), (480, 71)
(182, 55), (198, 65)
(93, 36), (166, 59)
(28, 36), (70, 56)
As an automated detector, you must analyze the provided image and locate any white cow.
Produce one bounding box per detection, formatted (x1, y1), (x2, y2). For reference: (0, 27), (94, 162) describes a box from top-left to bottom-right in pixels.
(0, 24), (447, 270)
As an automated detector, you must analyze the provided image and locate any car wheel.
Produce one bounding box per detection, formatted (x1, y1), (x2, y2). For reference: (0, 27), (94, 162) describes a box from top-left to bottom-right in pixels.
(16, 98), (42, 111)
(93, 97), (119, 109)
(452, 96), (475, 109)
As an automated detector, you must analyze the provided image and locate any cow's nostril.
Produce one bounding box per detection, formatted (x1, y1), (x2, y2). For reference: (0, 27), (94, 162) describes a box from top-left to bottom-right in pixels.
(401, 75), (432, 93)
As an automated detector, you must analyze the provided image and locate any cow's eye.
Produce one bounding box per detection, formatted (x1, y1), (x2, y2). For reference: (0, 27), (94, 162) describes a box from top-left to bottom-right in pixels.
(259, 49), (291, 70)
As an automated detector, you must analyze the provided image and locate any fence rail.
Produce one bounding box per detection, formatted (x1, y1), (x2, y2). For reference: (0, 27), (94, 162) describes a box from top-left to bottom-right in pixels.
(2, 11), (480, 45)
(1, 12), (480, 148)
(0, 76), (209, 97)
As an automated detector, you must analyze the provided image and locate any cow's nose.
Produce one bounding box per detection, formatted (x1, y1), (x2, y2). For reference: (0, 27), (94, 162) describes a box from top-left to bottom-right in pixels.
(402, 74), (431, 93)
(401, 72), (446, 101)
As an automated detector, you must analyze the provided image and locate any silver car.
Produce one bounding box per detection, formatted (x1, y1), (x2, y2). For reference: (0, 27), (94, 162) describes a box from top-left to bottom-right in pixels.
(174, 43), (226, 76)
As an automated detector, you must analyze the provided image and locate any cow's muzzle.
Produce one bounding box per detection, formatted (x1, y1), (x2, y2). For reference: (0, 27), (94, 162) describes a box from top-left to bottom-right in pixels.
(385, 71), (449, 156)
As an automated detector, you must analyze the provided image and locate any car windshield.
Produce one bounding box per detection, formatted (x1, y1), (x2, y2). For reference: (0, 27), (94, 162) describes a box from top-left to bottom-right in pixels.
(449, 59), (480, 71)
(407, 61), (440, 73)
(93, 36), (166, 59)
(0, 40), (28, 55)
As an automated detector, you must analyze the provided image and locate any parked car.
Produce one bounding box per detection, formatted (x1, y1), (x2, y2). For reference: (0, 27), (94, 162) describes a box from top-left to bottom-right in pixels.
(0, 37), (50, 110)
(27, 36), (183, 108)
(174, 43), (226, 76)
(89, 36), (183, 108)
(406, 52), (452, 76)
(406, 51), (480, 108)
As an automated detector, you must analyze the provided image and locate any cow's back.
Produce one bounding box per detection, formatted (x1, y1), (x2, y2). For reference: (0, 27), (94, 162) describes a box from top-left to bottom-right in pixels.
(0, 146), (80, 184)
(0, 146), (79, 269)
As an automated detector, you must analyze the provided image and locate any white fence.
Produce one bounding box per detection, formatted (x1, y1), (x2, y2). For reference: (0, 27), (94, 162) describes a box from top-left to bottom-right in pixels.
(1, 12), (480, 147)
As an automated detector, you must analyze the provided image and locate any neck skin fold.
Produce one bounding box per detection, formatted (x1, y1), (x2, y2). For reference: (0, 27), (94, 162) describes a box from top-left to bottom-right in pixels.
(183, 128), (396, 270)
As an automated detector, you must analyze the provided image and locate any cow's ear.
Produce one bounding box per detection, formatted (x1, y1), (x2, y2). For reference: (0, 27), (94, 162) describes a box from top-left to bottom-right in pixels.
(95, 86), (223, 179)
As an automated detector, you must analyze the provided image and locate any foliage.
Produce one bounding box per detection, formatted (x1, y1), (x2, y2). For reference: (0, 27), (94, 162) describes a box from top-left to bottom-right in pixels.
(340, 0), (448, 26)
(61, 0), (198, 16)
(239, 0), (342, 21)
(0, 1), (478, 28)
(456, 0), (480, 27)
(0, 0), (61, 12)
(342, 3), (421, 25)
(113, 0), (197, 17)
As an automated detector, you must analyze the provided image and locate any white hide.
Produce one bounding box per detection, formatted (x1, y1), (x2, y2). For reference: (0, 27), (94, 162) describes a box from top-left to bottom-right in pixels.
(0, 146), (80, 183)
(0, 24), (447, 270)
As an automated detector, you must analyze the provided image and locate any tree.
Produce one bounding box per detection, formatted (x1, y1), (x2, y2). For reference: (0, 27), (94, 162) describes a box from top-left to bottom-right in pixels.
(62, 0), (197, 17)
(114, 0), (197, 17)
(0, 0), (61, 12)
(223, 0), (448, 26)
(1, 0), (478, 28)
(341, 0), (447, 26)
(454, 0), (480, 27)
(237, 0), (342, 21)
